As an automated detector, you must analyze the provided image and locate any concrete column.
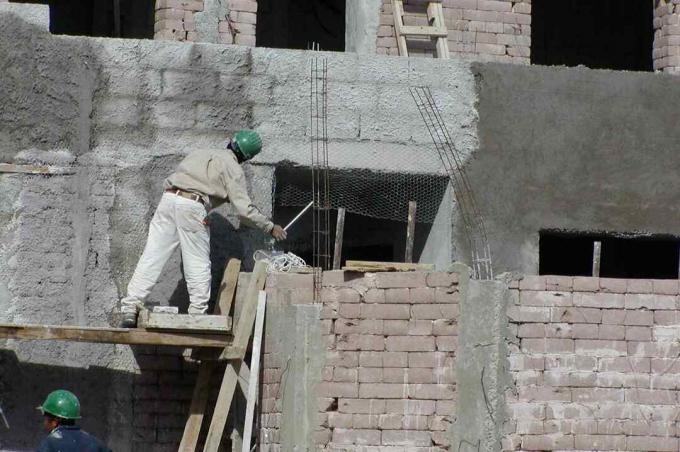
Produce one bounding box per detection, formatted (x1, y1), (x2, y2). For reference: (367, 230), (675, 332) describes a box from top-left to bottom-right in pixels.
(194, 0), (229, 44)
(345, 0), (382, 54)
(653, 0), (680, 73)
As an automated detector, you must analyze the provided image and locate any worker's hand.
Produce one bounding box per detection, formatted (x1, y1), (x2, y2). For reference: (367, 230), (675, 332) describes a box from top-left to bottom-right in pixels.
(270, 224), (287, 241)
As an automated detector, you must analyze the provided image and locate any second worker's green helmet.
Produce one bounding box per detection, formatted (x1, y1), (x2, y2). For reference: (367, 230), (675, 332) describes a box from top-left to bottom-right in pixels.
(39, 390), (81, 420)
(232, 130), (262, 161)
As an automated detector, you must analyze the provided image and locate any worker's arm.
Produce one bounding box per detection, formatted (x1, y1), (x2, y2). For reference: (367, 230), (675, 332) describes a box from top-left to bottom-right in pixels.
(222, 162), (276, 235)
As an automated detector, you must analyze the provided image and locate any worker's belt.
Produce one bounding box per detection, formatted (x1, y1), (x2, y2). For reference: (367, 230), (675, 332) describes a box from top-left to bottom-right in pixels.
(165, 188), (205, 205)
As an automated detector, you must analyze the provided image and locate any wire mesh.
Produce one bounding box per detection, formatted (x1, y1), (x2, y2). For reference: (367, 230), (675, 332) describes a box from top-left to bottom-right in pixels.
(409, 86), (493, 280)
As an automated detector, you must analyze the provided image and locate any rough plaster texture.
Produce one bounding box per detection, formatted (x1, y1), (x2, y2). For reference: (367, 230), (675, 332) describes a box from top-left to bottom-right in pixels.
(470, 62), (680, 275)
(0, 2), (47, 30)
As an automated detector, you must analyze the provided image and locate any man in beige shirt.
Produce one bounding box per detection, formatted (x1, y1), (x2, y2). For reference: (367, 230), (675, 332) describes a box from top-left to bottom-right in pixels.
(119, 130), (286, 327)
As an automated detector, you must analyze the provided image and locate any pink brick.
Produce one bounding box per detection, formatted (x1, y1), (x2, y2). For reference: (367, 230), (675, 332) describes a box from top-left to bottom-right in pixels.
(322, 287), (361, 303)
(337, 334), (385, 351)
(359, 383), (407, 398)
(331, 428), (381, 445)
(571, 324), (599, 339)
(653, 279), (679, 295)
(507, 306), (551, 323)
(627, 279), (653, 293)
(384, 288), (410, 303)
(518, 385), (571, 402)
(599, 324), (625, 340)
(435, 400), (455, 416)
(434, 287), (459, 303)
(599, 357), (650, 373)
(411, 304), (458, 320)
(352, 414), (380, 429)
(316, 382), (358, 398)
(407, 320), (434, 335)
(363, 288), (385, 303)
(375, 272), (427, 288)
(408, 351), (449, 367)
(433, 319), (457, 335)
(358, 367), (382, 383)
(410, 287), (436, 303)
(377, 413), (401, 429)
(522, 338), (574, 353)
(518, 323), (545, 338)
(627, 436), (679, 451)
(520, 291), (573, 307)
(383, 367), (439, 384)
(624, 310), (653, 325)
(625, 326), (652, 341)
(574, 434), (625, 450)
(572, 388), (624, 403)
(521, 434), (574, 450)
(601, 309), (626, 324)
(328, 412), (353, 428)
(544, 355), (597, 371)
(338, 398), (386, 414)
(386, 399), (436, 415)
(436, 336), (457, 351)
(229, 0), (258, 13)
(335, 319), (383, 335)
(599, 278), (627, 293)
(381, 430), (432, 446)
(551, 307), (602, 323)
(573, 292), (624, 308)
(654, 310), (680, 325)
(508, 355), (544, 371)
(625, 293), (676, 310)
(359, 351), (407, 368)
(333, 367), (358, 383)
(386, 336), (435, 351)
(408, 383), (455, 400)
(545, 275), (573, 291)
(360, 304), (410, 320)
(573, 277), (599, 292)
(383, 320), (408, 335)
(575, 339), (627, 357)
(338, 303), (360, 319)
(326, 351), (359, 367)
(426, 272), (458, 287)
(428, 415), (452, 431)
(626, 388), (678, 404)
(519, 276), (546, 290)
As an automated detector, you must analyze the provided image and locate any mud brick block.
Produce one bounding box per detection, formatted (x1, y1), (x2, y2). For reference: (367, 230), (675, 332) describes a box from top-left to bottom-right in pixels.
(653, 325), (680, 342)
(235, 34), (256, 46)
(328, 412), (353, 428)
(652, 279), (679, 295)
(434, 287), (459, 303)
(352, 413), (380, 429)
(408, 383), (455, 400)
(519, 275), (546, 291)
(626, 326), (652, 341)
(333, 367), (358, 383)
(375, 272), (427, 288)
(521, 291), (572, 307)
(629, 340), (680, 357)
(386, 399), (437, 415)
(436, 336), (457, 351)
(382, 429), (432, 446)
(544, 276), (573, 291)
(596, 419), (626, 435)
(435, 400), (455, 416)
(626, 294), (676, 310)
(337, 334), (385, 351)
(574, 434), (625, 450)
(335, 319), (383, 335)
(412, 304), (458, 320)
(551, 307), (602, 323)
(359, 383), (407, 398)
(599, 357), (650, 373)
(382, 367), (435, 384)
(545, 355), (598, 371)
(522, 433), (575, 450)
(230, 0), (258, 13)
(507, 306), (551, 323)
(572, 388), (624, 403)
(322, 287), (361, 303)
(358, 367), (382, 383)
(508, 355), (544, 371)
(518, 323), (545, 338)
(383, 320), (408, 335)
(627, 279), (653, 293)
(624, 310), (653, 325)
(652, 357), (680, 373)
(411, 287), (436, 303)
(338, 303), (361, 319)
(361, 304), (410, 319)
(338, 398), (386, 414)
(597, 278), (627, 293)
(359, 351), (407, 367)
(386, 336), (435, 351)
(571, 324), (599, 339)
(575, 339), (627, 357)
(433, 319), (457, 336)
(573, 292), (624, 309)
(408, 351), (449, 367)
(627, 390), (679, 407)
(519, 385), (572, 402)
(573, 277), (599, 292)
(598, 324), (624, 340)
(522, 338), (574, 354)
(600, 309), (625, 324)
(384, 288), (410, 303)
(364, 288), (385, 303)
(427, 272), (458, 287)
(326, 351), (359, 367)
(377, 413), (402, 429)
(653, 310), (680, 325)
(516, 419), (545, 434)
(316, 382), (358, 398)
(332, 428), (381, 445)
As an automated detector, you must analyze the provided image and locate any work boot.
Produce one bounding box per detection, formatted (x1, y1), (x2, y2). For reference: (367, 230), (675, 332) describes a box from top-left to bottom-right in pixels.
(119, 312), (138, 328)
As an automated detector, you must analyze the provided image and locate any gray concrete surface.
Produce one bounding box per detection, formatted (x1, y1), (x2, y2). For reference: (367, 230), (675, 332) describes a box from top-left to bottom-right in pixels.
(194, 0), (229, 44)
(0, 2), (48, 31)
(345, 0), (382, 55)
(453, 268), (511, 452)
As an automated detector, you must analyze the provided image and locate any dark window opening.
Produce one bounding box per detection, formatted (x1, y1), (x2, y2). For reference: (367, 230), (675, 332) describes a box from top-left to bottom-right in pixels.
(12, 0), (155, 38)
(532, 0), (653, 71)
(540, 231), (680, 279)
(256, 0), (345, 51)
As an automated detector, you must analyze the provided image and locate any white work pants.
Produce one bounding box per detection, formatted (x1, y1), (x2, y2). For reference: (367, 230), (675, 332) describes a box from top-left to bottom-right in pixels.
(121, 193), (211, 314)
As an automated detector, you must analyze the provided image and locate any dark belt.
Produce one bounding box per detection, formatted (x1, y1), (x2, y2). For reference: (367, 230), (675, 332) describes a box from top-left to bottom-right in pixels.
(165, 188), (204, 205)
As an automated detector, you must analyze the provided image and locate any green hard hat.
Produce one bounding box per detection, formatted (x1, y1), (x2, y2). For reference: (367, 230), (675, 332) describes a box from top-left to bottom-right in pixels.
(39, 390), (81, 420)
(232, 130), (262, 161)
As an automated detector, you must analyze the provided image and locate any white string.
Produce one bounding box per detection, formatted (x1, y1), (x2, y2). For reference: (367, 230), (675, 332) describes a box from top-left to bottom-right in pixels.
(253, 250), (308, 273)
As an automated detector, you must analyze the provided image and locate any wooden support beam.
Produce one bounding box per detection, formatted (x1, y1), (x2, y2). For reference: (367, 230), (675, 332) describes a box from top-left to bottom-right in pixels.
(333, 208), (346, 270)
(343, 260), (434, 273)
(241, 291), (266, 452)
(405, 201), (417, 263)
(0, 324), (231, 348)
(138, 312), (231, 332)
(592, 240), (602, 277)
(0, 163), (75, 175)
(216, 259), (241, 316)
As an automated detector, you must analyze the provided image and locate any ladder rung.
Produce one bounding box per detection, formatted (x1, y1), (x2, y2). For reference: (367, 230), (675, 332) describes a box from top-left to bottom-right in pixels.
(398, 25), (448, 38)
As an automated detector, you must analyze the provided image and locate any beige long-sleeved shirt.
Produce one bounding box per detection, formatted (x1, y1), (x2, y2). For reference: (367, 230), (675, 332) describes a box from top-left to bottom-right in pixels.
(164, 149), (274, 233)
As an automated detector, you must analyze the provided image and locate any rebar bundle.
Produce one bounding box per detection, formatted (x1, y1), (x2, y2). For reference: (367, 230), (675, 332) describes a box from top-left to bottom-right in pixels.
(310, 56), (331, 300)
(409, 86), (493, 280)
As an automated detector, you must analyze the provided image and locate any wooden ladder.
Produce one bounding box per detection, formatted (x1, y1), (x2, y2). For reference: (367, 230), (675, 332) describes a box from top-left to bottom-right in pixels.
(392, 0), (450, 59)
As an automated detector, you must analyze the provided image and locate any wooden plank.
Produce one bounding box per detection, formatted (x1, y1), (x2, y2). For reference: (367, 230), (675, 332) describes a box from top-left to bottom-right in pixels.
(429, 2), (450, 59)
(0, 324), (231, 348)
(392, 0), (409, 57)
(241, 291), (266, 452)
(592, 240), (602, 277)
(138, 313), (231, 332)
(204, 261), (268, 451)
(405, 201), (417, 263)
(398, 25), (448, 37)
(333, 208), (346, 270)
(216, 259), (241, 316)
(0, 163), (75, 175)
(343, 261), (434, 272)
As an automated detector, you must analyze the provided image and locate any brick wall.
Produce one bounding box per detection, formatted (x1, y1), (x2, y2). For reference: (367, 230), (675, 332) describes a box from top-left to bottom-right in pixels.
(653, 0), (680, 73)
(504, 275), (680, 451)
(260, 270), (460, 450)
(377, 0), (530, 63)
(220, 0), (258, 46)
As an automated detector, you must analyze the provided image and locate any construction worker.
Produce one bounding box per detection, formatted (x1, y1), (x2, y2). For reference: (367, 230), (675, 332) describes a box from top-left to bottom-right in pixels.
(37, 390), (111, 452)
(119, 130), (286, 327)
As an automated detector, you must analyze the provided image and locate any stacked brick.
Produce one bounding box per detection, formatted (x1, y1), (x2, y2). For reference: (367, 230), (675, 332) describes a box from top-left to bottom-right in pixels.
(131, 346), (199, 452)
(154, 0), (203, 42)
(260, 270), (460, 450)
(378, 0), (531, 63)
(504, 275), (680, 451)
(218, 0), (258, 46)
(653, 0), (680, 73)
